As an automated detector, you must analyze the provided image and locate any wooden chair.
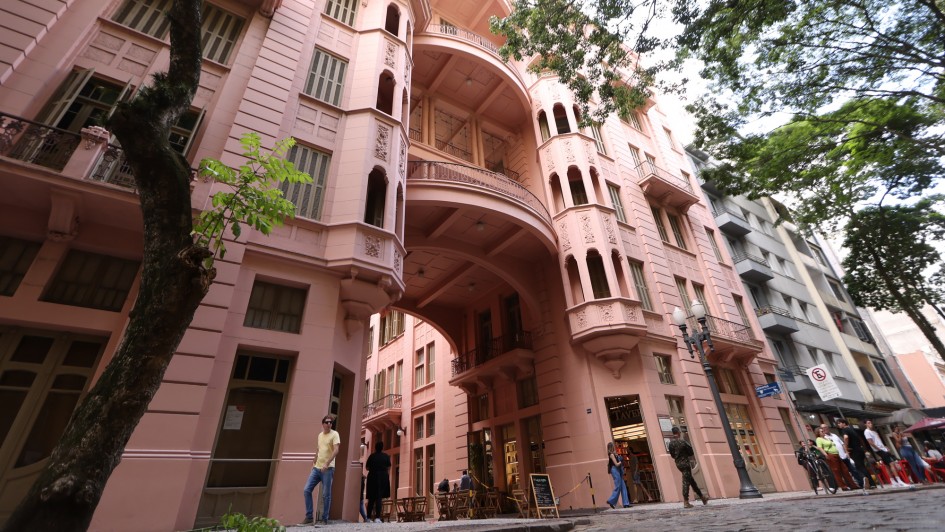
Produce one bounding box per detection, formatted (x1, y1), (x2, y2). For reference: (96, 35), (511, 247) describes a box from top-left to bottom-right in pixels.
(380, 499), (394, 522)
(435, 492), (455, 521)
(453, 489), (473, 519)
(477, 489), (498, 518)
(397, 496), (427, 522)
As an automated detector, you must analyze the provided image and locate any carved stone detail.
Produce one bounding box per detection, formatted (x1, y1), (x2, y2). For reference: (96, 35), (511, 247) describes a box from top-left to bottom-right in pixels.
(375, 123), (391, 161)
(399, 137), (407, 178)
(384, 40), (397, 68)
(581, 214), (594, 243)
(564, 140), (576, 162)
(365, 235), (382, 257)
(559, 220), (571, 251)
(394, 250), (402, 272)
(576, 308), (588, 328)
(604, 218), (617, 244)
(599, 303), (615, 323)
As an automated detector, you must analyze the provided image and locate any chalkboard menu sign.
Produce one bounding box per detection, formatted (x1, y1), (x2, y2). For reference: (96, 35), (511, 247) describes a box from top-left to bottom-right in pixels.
(529, 473), (559, 518)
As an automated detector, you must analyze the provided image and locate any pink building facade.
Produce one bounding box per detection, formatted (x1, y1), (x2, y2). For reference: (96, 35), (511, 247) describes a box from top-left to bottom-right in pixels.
(0, 1), (806, 530)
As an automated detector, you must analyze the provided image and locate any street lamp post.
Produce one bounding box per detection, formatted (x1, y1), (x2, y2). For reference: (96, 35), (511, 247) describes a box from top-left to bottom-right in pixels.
(672, 301), (763, 499)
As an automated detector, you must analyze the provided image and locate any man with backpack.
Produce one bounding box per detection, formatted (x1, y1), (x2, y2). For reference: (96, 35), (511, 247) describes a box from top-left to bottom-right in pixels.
(668, 427), (708, 508)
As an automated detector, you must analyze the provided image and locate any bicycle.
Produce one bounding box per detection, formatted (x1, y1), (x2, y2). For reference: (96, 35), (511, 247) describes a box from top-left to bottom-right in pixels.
(796, 446), (838, 495)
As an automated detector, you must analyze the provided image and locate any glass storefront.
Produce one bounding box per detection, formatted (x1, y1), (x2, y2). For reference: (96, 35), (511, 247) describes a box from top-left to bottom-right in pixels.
(605, 395), (661, 502)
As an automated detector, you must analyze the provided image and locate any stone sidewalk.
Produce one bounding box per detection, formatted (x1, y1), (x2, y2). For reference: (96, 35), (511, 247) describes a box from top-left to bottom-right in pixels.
(285, 484), (944, 532)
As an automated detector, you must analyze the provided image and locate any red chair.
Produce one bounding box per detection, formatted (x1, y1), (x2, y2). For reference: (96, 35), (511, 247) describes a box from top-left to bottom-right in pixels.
(898, 459), (919, 484)
(874, 462), (892, 485)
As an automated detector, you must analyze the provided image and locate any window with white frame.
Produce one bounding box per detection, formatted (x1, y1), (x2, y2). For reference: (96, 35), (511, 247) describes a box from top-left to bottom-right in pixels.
(623, 111), (643, 131)
(304, 49), (348, 106)
(675, 277), (692, 311)
(590, 123), (607, 154)
(324, 0), (358, 26)
(379, 310), (405, 345)
(112, 0), (173, 38)
(426, 412), (435, 437)
(651, 206), (670, 242)
(607, 183), (627, 223)
(706, 228), (724, 262)
(733, 295), (750, 326)
(425, 342), (435, 384)
(243, 280), (307, 333)
(628, 261), (653, 310)
(282, 143), (331, 220)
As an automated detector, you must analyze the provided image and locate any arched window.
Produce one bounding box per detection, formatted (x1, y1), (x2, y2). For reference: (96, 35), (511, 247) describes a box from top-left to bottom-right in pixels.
(549, 173), (565, 212)
(567, 167), (588, 205)
(586, 250), (610, 299)
(565, 256), (584, 305)
(552, 104), (570, 134)
(376, 71), (395, 115)
(537, 111), (550, 142)
(385, 4), (400, 36)
(611, 250), (630, 298)
(365, 168), (387, 227)
(572, 105), (582, 127)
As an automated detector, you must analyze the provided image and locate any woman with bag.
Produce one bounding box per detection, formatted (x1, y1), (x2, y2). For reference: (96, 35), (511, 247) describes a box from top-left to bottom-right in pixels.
(606, 442), (631, 509)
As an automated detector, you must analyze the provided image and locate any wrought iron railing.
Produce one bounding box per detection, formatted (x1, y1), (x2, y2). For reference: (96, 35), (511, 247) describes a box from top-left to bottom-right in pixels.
(0, 112), (81, 171)
(731, 252), (769, 266)
(407, 161), (551, 224)
(423, 23), (527, 88)
(450, 332), (532, 377)
(634, 160), (694, 193)
(363, 393), (402, 418)
(89, 144), (137, 189)
(686, 313), (759, 345)
(755, 305), (794, 319)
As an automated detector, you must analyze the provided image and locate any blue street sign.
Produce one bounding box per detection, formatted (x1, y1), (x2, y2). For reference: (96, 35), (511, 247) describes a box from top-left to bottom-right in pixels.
(755, 381), (782, 398)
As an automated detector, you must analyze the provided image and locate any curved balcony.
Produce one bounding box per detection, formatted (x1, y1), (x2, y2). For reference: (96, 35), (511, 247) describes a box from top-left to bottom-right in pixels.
(421, 23), (527, 92)
(449, 332), (535, 394)
(567, 298), (648, 377)
(634, 161), (699, 212)
(406, 161), (555, 250)
(362, 393), (403, 433)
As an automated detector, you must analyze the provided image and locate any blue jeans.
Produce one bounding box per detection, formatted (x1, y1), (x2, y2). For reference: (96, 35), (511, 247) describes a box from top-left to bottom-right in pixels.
(607, 467), (630, 507)
(303, 466), (334, 521)
(900, 445), (924, 482)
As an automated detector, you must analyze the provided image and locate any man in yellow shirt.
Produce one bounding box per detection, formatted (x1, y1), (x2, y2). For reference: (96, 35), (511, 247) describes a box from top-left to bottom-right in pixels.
(303, 415), (341, 524)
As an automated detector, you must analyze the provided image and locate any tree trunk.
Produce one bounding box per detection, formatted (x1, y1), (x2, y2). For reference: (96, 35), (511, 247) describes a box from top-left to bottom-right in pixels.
(1, 2), (207, 531)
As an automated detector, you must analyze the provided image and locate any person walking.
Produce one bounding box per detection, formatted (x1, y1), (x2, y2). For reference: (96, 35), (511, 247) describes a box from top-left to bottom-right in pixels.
(365, 441), (391, 523)
(302, 415), (340, 525)
(667, 427), (707, 508)
(626, 446), (653, 503)
(864, 420), (909, 487)
(815, 426), (858, 491)
(836, 419), (876, 489)
(605, 442), (631, 509)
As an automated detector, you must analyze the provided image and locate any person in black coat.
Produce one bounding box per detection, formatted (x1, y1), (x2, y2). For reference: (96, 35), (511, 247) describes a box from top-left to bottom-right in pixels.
(365, 441), (391, 522)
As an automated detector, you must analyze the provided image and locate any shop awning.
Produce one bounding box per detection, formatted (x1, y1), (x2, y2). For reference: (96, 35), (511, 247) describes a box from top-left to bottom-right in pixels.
(875, 408), (926, 428)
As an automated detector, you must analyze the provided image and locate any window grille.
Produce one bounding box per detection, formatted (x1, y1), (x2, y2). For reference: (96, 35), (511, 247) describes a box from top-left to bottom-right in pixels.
(281, 144), (330, 220)
(42, 250), (139, 311)
(243, 280), (306, 333)
(304, 49), (348, 106)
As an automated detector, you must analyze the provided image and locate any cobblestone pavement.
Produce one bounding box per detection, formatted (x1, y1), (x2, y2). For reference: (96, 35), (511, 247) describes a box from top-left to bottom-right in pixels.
(285, 484), (945, 532)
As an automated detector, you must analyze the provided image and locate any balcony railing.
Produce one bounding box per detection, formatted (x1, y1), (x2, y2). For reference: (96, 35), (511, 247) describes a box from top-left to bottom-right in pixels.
(731, 252), (769, 267)
(451, 332), (532, 376)
(409, 128), (421, 142)
(407, 161), (551, 223)
(0, 112), (81, 171)
(430, 23), (502, 55)
(363, 393), (402, 418)
(435, 139), (473, 162)
(712, 205), (746, 220)
(755, 305), (793, 318)
(686, 313), (759, 345)
(88, 144), (137, 189)
(634, 160), (694, 193)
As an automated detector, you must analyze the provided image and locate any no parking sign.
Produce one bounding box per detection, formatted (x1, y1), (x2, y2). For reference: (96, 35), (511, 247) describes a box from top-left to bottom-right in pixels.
(806, 364), (842, 401)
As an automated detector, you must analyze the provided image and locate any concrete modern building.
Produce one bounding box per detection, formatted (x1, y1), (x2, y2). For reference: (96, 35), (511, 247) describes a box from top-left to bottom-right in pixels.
(0, 1), (807, 530)
(686, 147), (912, 438)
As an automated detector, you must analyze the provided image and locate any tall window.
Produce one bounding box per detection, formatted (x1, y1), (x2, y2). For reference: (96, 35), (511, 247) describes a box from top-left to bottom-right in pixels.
(706, 228), (724, 262)
(414, 417), (424, 441)
(537, 111), (550, 142)
(666, 213), (688, 249)
(590, 123), (607, 154)
(733, 295), (750, 326)
(423, 342), (435, 385)
(517, 375), (539, 408)
(112, 0), (173, 37)
(426, 412), (435, 438)
(379, 311), (405, 345)
(628, 261), (653, 310)
(623, 111), (642, 131)
(568, 169), (588, 205)
(42, 250), (139, 312)
(282, 143), (331, 220)
(395, 360), (403, 393)
(243, 280), (307, 333)
(651, 206), (669, 242)
(0, 237), (41, 297)
(365, 168), (387, 227)
(305, 49), (348, 106)
(655, 354), (674, 384)
(675, 277), (692, 312)
(692, 284), (708, 311)
(414, 348), (425, 388)
(201, 3), (244, 64)
(607, 183), (627, 223)
(324, 0), (358, 26)
(587, 251), (611, 299)
(714, 367), (743, 395)
(414, 448), (423, 494)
